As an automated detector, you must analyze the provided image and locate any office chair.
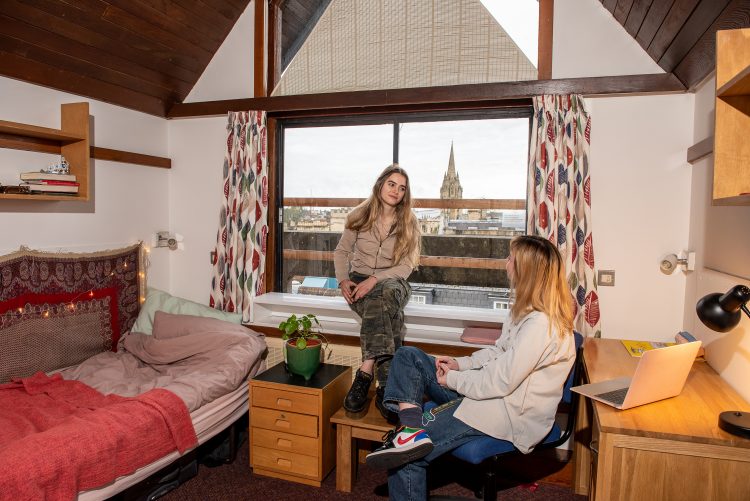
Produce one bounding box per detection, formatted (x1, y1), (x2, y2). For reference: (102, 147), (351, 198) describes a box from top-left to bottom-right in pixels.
(430, 331), (584, 501)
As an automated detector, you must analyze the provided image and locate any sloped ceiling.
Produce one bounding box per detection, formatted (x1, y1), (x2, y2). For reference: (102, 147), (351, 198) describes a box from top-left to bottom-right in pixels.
(0, 0), (251, 117)
(0, 0), (749, 118)
(599, 0), (750, 88)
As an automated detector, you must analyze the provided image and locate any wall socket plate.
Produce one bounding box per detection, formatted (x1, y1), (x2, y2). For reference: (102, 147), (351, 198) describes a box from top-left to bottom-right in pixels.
(598, 270), (615, 287)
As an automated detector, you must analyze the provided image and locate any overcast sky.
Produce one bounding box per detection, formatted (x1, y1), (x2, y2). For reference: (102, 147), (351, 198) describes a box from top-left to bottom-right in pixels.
(284, 1), (537, 202)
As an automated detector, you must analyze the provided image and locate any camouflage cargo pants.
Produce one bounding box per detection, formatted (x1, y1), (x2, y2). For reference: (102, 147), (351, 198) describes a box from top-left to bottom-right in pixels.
(349, 272), (411, 387)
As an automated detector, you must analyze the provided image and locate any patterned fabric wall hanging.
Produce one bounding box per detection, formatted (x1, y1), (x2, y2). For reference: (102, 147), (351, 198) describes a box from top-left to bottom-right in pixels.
(528, 95), (600, 337)
(0, 243), (146, 382)
(209, 111), (268, 322)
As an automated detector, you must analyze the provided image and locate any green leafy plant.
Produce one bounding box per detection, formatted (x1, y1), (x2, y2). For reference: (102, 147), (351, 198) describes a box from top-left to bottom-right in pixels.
(279, 313), (327, 350)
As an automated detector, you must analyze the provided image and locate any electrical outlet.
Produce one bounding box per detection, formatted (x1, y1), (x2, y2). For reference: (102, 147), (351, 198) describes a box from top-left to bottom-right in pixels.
(598, 270), (615, 287)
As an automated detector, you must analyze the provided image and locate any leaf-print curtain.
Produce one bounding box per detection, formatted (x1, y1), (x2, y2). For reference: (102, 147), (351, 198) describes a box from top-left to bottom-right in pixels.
(209, 111), (268, 322)
(528, 95), (600, 337)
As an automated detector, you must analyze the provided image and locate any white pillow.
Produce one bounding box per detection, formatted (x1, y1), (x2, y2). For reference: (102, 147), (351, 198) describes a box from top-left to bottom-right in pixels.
(130, 287), (243, 335)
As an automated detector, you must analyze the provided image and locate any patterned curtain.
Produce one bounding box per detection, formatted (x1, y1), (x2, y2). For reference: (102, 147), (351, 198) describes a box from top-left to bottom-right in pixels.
(527, 95), (600, 337)
(209, 111), (268, 322)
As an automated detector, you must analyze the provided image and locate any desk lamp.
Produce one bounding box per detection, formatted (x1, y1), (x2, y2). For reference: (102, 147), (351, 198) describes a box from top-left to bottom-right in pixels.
(696, 284), (750, 438)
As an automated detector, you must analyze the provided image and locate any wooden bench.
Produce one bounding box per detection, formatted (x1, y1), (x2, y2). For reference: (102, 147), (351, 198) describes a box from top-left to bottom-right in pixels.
(330, 395), (393, 492)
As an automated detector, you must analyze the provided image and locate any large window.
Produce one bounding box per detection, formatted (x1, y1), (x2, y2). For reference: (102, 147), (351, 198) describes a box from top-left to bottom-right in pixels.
(279, 109), (530, 310)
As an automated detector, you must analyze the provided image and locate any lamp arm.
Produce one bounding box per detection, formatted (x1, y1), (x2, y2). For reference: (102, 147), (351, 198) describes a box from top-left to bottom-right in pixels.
(742, 304), (750, 320)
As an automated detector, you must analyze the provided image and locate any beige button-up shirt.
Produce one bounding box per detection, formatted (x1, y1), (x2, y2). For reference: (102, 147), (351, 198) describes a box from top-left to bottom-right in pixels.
(333, 226), (415, 283)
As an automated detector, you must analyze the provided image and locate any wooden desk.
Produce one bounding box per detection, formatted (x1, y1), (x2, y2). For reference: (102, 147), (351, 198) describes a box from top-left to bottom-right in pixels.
(573, 338), (750, 500)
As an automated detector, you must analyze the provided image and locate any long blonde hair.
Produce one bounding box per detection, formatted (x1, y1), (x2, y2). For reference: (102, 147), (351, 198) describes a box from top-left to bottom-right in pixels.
(346, 164), (421, 267)
(509, 235), (574, 338)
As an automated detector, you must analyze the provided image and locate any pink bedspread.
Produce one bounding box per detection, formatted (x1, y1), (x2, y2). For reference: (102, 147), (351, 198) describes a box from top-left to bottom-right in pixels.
(0, 372), (197, 501)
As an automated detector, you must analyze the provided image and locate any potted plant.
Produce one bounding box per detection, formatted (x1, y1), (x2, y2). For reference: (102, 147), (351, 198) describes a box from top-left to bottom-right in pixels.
(279, 313), (328, 380)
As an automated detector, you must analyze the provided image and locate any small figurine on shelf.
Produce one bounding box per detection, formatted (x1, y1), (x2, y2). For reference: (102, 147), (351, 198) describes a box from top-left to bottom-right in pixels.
(43, 156), (70, 175)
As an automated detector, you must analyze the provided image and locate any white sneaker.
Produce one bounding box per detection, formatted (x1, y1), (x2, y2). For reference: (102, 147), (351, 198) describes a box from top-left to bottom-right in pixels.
(365, 425), (433, 470)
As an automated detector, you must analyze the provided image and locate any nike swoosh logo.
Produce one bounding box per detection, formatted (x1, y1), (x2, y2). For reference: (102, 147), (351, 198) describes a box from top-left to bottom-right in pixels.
(396, 431), (423, 445)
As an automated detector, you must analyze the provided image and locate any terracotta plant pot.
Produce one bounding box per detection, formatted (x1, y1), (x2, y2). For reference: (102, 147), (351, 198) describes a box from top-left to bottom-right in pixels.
(285, 338), (322, 381)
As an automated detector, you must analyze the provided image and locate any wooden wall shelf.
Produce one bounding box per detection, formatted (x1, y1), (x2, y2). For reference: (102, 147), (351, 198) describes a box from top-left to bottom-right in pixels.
(0, 102), (90, 202)
(687, 136), (713, 164)
(0, 102), (172, 202)
(714, 28), (750, 205)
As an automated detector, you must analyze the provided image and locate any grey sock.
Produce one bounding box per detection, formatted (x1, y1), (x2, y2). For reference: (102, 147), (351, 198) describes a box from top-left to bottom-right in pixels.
(398, 406), (423, 428)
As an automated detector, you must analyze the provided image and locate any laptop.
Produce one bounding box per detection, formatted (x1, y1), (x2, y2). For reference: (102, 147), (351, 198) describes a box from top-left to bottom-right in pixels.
(571, 341), (701, 410)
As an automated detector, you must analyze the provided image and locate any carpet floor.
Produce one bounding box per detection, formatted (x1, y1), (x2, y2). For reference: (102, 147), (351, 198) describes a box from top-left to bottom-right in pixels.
(161, 437), (586, 501)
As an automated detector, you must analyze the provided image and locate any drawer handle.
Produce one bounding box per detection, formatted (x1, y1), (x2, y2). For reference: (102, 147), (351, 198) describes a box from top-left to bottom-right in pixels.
(590, 439), (599, 455)
(275, 419), (291, 429)
(277, 438), (292, 448)
(277, 458), (292, 468)
(276, 398), (292, 407)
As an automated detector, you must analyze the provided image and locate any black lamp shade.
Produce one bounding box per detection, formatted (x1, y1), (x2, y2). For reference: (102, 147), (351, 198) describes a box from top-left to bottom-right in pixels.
(696, 285), (750, 333)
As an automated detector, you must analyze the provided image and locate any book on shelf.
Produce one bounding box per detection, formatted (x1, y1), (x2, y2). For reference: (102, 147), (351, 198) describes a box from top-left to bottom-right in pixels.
(23, 179), (80, 187)
(20, 182), (78, 194)
(621, 339), (675, 357)
(20, 172), (77, 182)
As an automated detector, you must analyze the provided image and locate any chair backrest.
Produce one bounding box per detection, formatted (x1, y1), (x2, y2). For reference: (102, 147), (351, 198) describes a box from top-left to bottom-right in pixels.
(537, 330), (584, 450)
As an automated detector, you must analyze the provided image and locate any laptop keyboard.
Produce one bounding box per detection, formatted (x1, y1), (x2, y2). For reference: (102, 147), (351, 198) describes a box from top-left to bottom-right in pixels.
(595, 387), (629, 405)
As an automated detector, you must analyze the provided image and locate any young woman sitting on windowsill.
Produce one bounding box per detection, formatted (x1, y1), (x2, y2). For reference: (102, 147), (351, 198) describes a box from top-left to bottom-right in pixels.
(333, 164), (421, 421)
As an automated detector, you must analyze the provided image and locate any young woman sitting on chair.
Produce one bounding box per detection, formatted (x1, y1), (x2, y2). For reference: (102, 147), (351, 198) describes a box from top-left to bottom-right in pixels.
(366, 235), (576, 501)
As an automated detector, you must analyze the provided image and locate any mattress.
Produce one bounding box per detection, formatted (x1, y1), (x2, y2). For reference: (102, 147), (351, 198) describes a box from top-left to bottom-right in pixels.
(77, 381), (249, 500)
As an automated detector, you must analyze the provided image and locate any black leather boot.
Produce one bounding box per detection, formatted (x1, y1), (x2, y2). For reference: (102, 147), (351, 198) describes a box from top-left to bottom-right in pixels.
(375, 386), (399, 425)
(343, 369), (373, 413)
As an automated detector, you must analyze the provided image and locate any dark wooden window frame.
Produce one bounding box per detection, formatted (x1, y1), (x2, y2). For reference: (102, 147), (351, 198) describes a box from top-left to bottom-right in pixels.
(274, 106), (532, 292)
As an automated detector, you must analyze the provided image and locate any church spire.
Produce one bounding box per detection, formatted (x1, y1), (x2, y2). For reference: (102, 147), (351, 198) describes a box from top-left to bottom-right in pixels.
(440, 141), (463, 222)
(447, 141), (457, 178)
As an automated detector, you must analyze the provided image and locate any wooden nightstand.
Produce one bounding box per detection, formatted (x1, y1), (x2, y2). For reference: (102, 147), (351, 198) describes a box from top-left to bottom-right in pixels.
(249, 363), (351, 486)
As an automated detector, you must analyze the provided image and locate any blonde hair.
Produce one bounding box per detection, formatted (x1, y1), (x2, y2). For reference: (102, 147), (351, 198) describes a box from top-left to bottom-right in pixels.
(346, 164), (421, 267)
(509, 235), (574, 338)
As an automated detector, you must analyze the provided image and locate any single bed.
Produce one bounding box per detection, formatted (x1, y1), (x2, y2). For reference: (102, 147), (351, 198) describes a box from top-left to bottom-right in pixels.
(0, 244), (267, 500)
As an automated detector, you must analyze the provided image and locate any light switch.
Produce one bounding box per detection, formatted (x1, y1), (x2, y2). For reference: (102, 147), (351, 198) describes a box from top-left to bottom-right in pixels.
(598, 270), (615, 286)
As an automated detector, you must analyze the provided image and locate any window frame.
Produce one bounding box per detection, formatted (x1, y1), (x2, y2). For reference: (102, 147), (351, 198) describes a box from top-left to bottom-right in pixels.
(274, 106), (533, 293)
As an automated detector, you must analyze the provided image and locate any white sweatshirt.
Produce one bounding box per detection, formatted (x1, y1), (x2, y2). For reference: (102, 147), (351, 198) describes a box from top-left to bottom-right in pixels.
(446, 310), (575, 454)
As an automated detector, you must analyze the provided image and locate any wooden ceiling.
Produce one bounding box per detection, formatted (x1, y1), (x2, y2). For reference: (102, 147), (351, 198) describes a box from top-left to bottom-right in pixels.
(0, 0), (251, 117)
(599, 0), (750, 89)
(280, 0), (330, 69)
(1, 1), (749, 118)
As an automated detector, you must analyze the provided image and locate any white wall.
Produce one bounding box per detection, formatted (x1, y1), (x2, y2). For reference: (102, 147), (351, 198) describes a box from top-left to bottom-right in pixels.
(166, 1), (255, 302)
(184, 1), (254, 103)
(0, 77), (171, 289)
(587, 95), (693, 340)
(552, 0), (663, 78)
(554, 0), (694, 340)
(167, 117), (229, 302)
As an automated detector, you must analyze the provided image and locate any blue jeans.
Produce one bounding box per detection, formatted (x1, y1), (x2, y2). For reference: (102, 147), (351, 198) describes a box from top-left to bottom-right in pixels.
(383, 346), (486, 501)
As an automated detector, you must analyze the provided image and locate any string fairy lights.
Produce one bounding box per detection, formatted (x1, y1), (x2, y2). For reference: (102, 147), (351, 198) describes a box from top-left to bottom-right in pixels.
(2, 243), (150, 322)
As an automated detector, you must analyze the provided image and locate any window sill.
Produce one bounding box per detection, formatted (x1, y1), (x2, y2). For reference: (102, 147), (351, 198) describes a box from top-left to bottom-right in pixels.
(251, 292), (507, 347)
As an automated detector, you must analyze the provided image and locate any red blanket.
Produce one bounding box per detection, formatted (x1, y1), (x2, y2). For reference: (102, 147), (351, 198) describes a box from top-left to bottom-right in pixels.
(0, 372), (197, 501)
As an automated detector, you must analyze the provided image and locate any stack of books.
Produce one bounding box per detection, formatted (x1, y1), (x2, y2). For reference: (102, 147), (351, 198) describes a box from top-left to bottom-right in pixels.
(20, 171), (79, 195)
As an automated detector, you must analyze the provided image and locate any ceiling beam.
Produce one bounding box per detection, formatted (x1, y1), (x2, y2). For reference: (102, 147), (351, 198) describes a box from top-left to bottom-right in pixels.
(167, 73), (686, 118)
(538, 0), (554, 80)
(254, 0), (267, 97)
(267, 1), (282, 94)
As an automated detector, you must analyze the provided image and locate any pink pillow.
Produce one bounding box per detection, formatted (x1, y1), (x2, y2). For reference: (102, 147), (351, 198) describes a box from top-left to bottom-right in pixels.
(151, 310), (250, 340)
(461, 327), (501, 345)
